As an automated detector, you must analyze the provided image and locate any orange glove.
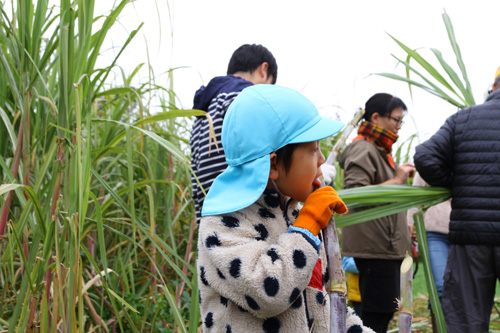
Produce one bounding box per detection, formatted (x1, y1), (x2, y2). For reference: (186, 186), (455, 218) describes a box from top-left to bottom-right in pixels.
(292, 187), (348, 236)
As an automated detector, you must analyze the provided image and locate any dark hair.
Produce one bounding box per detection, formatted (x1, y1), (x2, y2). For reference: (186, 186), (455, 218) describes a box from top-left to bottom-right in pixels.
(275, 144), (297, 174)
(363, 93), (407, 121)
(227, 44), (278, 84)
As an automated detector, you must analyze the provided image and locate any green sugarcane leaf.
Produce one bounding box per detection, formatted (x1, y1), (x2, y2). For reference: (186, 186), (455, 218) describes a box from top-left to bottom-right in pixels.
(336, 185), (451, 227)
(88, 191), (108, 277)
(188, 274), (200, 333)
(159, 284), (188, 333)
(391, 54), (465, 106)
(442, 11), (474, 100)
(414, 210), (447, 332)
(108, 289), (139, 314)
(337, 196), (446, 227)
(405, 53), (413, 98)
(374, 73), (465, 108)
(134, 109), (207, 126)
(0, 106), (17, 152)
(388, 33), (455, 93)
(430, 48), (475, 106)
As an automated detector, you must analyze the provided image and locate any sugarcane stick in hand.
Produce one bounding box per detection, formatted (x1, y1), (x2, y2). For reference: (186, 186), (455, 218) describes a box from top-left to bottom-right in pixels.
(398, 253), (414, 333)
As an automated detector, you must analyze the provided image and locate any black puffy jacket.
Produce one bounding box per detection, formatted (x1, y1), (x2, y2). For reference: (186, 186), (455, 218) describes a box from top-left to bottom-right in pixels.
(414, 90), (500, 246)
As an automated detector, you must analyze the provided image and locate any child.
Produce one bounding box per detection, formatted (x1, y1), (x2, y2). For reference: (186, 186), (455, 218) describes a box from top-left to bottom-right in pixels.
(190, 44), (277, 223)
(197, 84), (374, 332)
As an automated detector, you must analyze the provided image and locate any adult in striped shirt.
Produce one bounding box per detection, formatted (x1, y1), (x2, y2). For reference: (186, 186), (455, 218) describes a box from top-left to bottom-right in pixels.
(190, 44), (278, 222)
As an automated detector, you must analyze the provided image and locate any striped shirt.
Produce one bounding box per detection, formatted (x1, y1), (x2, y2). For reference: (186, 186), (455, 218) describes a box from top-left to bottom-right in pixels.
(190, 76), (253, 222)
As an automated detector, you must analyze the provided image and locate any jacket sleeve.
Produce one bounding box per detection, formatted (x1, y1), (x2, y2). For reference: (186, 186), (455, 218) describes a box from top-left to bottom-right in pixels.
(198, 213), (320, 319)
(414, 113), (457, 187)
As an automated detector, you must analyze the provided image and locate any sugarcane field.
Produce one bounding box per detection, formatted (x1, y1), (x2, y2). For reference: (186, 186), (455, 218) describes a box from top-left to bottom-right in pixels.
(1, 1), (500, 332)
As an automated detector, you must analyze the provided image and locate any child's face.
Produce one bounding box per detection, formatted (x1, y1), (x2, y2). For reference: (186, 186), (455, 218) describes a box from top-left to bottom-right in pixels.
(274, 141), (325, 203)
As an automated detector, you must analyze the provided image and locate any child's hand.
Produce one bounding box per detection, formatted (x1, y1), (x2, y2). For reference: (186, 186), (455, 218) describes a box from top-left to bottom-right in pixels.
(292, 187), (347, 236)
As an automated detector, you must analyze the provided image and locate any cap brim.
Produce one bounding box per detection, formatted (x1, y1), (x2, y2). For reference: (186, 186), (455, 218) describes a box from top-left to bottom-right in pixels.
(201, 155), (270, 216)
(289, 117), (344, 144)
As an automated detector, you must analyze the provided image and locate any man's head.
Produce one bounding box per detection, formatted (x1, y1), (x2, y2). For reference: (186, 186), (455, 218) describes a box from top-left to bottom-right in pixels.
(227, 44), (278, 85)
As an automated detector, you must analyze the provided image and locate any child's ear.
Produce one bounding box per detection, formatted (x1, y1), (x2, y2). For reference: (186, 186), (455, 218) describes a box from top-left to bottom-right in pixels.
(258, 62), (269, 79)
(269, 153), (279, 180)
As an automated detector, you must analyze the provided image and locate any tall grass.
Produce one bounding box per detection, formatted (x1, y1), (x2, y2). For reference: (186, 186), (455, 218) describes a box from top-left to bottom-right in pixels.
(0, 0), (201, 331)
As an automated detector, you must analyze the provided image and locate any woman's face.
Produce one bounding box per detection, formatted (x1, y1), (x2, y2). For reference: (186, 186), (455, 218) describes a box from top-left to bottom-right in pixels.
(372, 107), (404, 134)
(274, 141), (325, 203)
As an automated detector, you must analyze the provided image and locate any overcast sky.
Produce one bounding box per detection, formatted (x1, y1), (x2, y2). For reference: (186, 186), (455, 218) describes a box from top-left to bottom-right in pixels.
(96, 0), (500, 156)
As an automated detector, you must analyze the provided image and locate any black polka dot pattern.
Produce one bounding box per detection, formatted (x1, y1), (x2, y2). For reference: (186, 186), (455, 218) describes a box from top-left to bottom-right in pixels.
(258, 208), (276, 219)
(217, 268), (226, 279)
(229, 258), (242, 278)
(289, 288), (301, 304)
(291, 293), (302, 309)
(205, 312), (213, 328)
(267, 248), (279, 263)
(347, 324), (363, 333)
(205, 234), (221, 248)
(263, 277), (280, 297)
(293, 249), (307, 268)
(220, 296), (228, 307)
(292, 209), (299, 218)
(199, 292), (202, 305)
(263, 317), (281, 333)
(245, 294), (260, 310)
(255, 224), (269, 241)
(323, 270), (330, 285)
(238, 305), (249, 313)
(200, 266), (209, 286)
(221, 216), (240, 228)
(226, 324), (232, 333)
(316, 291), (326, 305)
(263, 190), (280, 208)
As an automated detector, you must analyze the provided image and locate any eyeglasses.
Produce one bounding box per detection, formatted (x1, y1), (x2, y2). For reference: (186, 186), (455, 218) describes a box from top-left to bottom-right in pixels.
(383, 115), (404, 126)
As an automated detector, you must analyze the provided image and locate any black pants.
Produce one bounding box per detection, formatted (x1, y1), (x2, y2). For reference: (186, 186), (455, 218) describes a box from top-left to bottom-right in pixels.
(354, 258), (402, 333)
(442, 244), (500, 333)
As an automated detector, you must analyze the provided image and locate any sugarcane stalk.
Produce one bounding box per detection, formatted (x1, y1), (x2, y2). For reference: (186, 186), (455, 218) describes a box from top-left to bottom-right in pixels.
(325, 108), (365, 165)
(322, 220), (346, 333)
(398, 253), (413, 333)
(321, 108), (365, 332)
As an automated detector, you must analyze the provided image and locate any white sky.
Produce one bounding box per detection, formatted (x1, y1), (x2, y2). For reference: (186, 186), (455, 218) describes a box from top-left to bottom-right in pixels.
(96, 0), (500, 158)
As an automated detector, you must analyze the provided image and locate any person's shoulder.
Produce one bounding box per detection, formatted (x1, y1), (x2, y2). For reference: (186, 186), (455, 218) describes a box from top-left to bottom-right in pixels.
(339, 139), (375, 166)
(193, 75), (253, 110)
(211, 75), (253, 94)
(346, 139), (376, 155)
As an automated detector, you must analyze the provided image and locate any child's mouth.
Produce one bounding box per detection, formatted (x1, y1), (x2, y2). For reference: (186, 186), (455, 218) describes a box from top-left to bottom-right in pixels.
(313, 177), (322, 189)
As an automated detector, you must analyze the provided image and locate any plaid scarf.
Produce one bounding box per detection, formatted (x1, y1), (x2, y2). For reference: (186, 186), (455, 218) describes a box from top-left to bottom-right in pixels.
(353, 121), (398, 153)
(353, 121), (398, 168)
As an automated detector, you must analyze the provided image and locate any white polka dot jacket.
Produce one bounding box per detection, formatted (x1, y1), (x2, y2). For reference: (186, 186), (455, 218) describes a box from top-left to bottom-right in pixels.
(197, 189), (375, 332)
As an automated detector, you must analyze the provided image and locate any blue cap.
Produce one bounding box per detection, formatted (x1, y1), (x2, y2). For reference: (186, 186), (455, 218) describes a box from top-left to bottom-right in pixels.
(201, 84), (344, 216)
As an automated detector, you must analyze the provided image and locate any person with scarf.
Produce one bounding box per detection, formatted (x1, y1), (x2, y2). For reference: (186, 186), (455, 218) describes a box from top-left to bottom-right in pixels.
(338, 93), (414, 333)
